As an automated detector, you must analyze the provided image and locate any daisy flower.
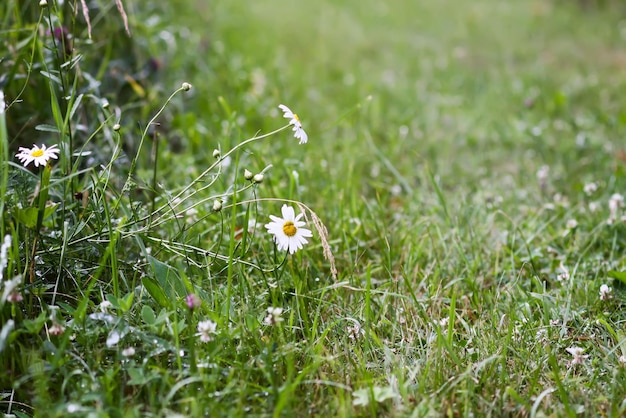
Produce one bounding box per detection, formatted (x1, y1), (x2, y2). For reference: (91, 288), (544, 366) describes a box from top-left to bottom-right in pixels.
(265, 204), (313, 254)
(15, 144), (60, 167)
(278, 104), (308, 144)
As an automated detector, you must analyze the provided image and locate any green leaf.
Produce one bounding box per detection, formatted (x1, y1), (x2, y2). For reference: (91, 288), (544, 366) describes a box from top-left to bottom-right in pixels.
(608, 270), (626, 284)
(352, 386), (397, 407)
(141, 276), (171, 309)
(34, 124), (61, 133)
(141, 305), (156, 325)
(14, 207), (38, 228)
(149, 255), (175, 288)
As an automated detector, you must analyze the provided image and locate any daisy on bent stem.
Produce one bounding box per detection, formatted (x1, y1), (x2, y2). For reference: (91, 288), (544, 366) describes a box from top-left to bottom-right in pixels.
(265, 204), (312, 254)
(15, 144), (59, 168)
(278, 104), (308, 144)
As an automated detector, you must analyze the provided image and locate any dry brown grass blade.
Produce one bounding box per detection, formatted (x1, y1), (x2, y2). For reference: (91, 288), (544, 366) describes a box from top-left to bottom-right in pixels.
(79, 0), (92, 39)
(79, 0), (131, 39)
(115, 0), (131, 36)
(296, 202), (338, 280)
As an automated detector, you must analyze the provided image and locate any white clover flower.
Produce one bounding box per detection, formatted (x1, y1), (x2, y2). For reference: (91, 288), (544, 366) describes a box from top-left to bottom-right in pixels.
(608, 193), (624, 224)
(122, 347), (136, 357)
(566, 346), (588, 365)
(15, 144), (59, 167)
(264, 307), (284, 325)
(278, 104), (308, 144)
(536, 165), (549, 182)
(599, 284), (613, 300)
(265, 204), (312, 254)
(49, 323), (65, 336)
(98, 300), (113, 312)
(583, 182), (598, 195)
(347, 323), (365, 340)
(197, 320), (217, 342)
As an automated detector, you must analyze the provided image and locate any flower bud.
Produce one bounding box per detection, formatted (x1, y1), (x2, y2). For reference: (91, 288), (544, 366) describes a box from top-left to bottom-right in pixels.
(212, 199), (222, 212)
(39, 0), (48, 7)
(212, 149), (220, 158)
(253, 173), (264, 183)
(182, 82), (192, 91)
(113, 123), (121, 132)
(244, 169), (253, 180)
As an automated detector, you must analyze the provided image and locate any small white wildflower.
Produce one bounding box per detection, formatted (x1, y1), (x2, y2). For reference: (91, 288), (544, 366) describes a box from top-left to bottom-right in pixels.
(619, 355), (626, 365)
(244, 169), (254, 180)
(122, 347), (136, 357)
(253, 173), (264, 183)
(599, 284), (613, 301)
(347, 323), (365, 340)
(278, 104), (308, 144)
(608, 193), (624, 224)
(588, 201), (600, 213)
(67, 403), (81, 413)
(566, 346), (588, 365)
(264, 307), (284, 326)
(0, 234), (11, 282)
(7, 291), (23, 303)
(583, 182), (598, 195)
(49, 323), (65, 336)
(536, 165), (550, 182)
(264, 205), (313, 254)
(2, 277), (21, 305)
(566, 219), (578, 229)
(98, 300), (113, 312)
(557, 263), (570, 282)
(181, 82), (192, 91)
(535, 328), (547, 342)
(15, 144), (59, 168)
(212, 199), (223, 212)
(197, 320), (217, 342)
(106, 330), (121, 347)
(439, 317), (450, 327)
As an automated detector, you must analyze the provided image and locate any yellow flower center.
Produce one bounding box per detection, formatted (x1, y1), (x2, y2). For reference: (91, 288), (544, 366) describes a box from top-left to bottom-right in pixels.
(283, 221), (297, 237)
(293, 114), (301, 123)
(31, 149), (44, 157)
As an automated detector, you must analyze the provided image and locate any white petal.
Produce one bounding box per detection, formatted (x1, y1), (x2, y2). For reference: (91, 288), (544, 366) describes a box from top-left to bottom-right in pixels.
(281, 205), (295, 220)
(278, 104), (294, 118)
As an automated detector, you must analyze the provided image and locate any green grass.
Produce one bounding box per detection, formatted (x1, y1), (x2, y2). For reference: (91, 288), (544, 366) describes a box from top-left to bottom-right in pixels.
(2, 0), (626, 416)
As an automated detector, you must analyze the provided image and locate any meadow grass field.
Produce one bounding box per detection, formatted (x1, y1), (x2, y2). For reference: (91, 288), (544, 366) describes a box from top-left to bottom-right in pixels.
(2, 0), (626, 416)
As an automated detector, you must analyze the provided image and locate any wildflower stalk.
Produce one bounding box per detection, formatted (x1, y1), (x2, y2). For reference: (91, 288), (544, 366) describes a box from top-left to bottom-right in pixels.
(149, 125), (291, 226)
(121, 84), (190, 207)
(187, 309), (197, 373)
(29, 164), (53, 282)
(0, 91), (7, 237)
